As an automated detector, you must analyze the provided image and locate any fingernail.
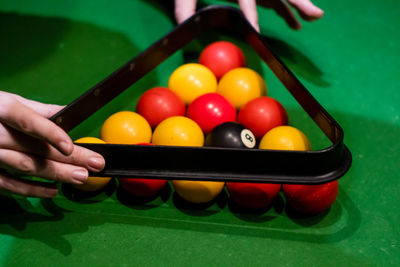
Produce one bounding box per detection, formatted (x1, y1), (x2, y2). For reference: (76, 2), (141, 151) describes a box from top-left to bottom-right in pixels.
(59, 141), (73, 155)
(88, 157), (105, 171)
(72, 169), (88, 184)
(44, 187), (59, 198)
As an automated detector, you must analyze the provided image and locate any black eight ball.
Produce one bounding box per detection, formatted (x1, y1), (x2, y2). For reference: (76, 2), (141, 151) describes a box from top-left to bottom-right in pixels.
(205, 122), (256, 149)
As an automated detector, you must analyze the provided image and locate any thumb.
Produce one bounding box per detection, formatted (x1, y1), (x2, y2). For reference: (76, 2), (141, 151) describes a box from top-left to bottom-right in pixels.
(174, 0), (197, 24)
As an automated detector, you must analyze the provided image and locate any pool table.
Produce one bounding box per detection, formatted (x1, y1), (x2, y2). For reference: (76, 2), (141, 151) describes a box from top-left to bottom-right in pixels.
(0, 0), (399, 266)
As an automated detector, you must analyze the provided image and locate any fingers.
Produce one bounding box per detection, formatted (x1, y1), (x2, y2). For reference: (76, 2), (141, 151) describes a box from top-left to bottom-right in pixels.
(287, 0), (324, 21)
(238, 0), (260, 32)
(258, 0), (301, 30)
(0, 169), (58, 198)
(174, 0), (197, 23)
(0, 125), (105, 173)
(0, 149), (89, 184)
(0, 93), (73, 156)
(3, 91), (65, 118)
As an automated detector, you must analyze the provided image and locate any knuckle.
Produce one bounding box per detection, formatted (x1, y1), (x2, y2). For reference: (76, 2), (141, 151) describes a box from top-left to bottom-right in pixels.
(45, 104), (63, 118)
(0, 124), (7, 143)
(18, 158), (35, 174)
(18, 116), (34, 134)
(0, 96), (14, 119)
(45, 161), (61, 181)
(23, 186), (38, 197)
(69, 146), (86, 164)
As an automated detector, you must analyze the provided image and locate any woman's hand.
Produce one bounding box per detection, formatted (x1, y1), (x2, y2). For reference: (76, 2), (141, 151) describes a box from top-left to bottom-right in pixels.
(0, 91), (105, 198)
(174, 0), (324, 31)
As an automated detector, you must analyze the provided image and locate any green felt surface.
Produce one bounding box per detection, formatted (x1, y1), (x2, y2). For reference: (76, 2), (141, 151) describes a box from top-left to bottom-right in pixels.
(0, 0), (399, 266)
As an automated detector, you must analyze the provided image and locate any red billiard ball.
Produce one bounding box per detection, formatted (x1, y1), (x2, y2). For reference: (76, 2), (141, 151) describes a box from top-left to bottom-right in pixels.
(199, 41), (246, 79)
(187, 93), (237, 134)
(238, 96), (288, 140)
(136, 87), (185, 128)
(227, 182), (281, 210)
(118, 143), (168, 197)
(119, 178), (168, 198)
(282, 180), (339, 215)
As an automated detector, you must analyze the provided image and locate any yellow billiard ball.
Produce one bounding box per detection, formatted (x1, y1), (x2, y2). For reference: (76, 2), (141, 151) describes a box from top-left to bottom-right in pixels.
(73, 137), (111, 192)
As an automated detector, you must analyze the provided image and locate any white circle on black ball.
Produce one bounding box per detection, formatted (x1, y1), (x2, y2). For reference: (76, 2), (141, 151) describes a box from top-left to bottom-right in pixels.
(240, 129), (256, 148)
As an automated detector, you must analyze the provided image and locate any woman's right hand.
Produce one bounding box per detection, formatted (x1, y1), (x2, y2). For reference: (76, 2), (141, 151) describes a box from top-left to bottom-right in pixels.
(0, 91), (105, 198)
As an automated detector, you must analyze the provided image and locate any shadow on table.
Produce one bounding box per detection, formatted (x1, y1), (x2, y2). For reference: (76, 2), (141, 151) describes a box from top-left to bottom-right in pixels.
(171, 189), (229, 217)
(61, 179), (117, 203)
(0, 12), (68, 78)
(5, 104), (398, 257)
(261, 35), (331, 88)
(0, 186), (359, 257)
(0, 194), (71, 255)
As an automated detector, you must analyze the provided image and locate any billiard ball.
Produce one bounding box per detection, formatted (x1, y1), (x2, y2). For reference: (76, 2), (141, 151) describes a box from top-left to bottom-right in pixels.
(152, 117), (223, 204)
(259, 126), (337, 215)
(151, 116), (204, 147)
(172, 180), (225, 204)
(119, 178), (168, 198)
(186, 93), (237, 134)
(100, 111), (152, 144)
(205, 122), (256, 149)
(118, 143), (167, 197)
(282, 181), (339, 215)
(259, 126), (310, 151)
(206, 122), (277, 210)
(238, 96), (288, 140)
(73, 137), (112, 192)
(199, 41), (246, 79)
(228, 126), (310, 210)
(217, 67), (266, 109)
(226, 182), (281, 210)
(168, 63), (217, 104)
(136, 87), (185, 128)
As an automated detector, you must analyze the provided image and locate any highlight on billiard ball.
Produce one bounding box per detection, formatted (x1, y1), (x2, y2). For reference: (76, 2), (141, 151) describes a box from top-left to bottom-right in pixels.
(199, 41), (246, 79)
(205, 122), (256, 149)
(73, 137), (112, 192)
